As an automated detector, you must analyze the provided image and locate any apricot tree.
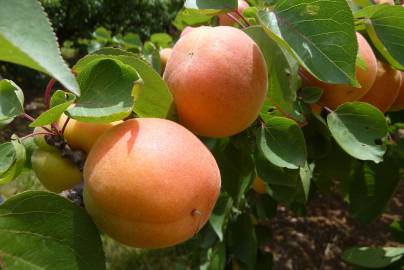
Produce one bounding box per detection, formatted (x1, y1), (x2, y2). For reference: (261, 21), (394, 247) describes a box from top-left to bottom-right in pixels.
(0, 0), (404, 269)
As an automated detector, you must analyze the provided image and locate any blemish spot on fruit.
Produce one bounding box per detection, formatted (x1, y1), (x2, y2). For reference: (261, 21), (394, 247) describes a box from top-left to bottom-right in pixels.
(191, 209), (201, 217)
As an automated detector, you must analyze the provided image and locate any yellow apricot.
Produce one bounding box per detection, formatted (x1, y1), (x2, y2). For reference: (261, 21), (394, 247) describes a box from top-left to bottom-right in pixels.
(360, 61), (402, 112)
(251, 176), (267, 194)
(218, 0), (249, 26)
(83, 118), (221, 248)
(159, 48), (173, 74)
(301, 32), (377, 110)
(31, 149), (82, 193)
(164, 26), (268, 138)
(58, 113), (122, 153)
(389, 72), (404, 112)
(33, 126), (58, 152)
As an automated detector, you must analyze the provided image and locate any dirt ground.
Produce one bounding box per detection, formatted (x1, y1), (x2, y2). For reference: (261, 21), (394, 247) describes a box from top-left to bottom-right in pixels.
(1, 98), (403, 270)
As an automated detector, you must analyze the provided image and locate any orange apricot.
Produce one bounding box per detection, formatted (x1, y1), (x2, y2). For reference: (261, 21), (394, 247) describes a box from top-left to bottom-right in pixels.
(163, 26), (268, 138)
(83, 118), (221, 248)
(301, 32), (377, 110)
(159, 48), (173, 74)
(251, 176), (267, 194)
(58, 113), (122, 153)
(360, 61), (402, 112)
(218, 0), (249, 26)
(389, 72), (404, 111)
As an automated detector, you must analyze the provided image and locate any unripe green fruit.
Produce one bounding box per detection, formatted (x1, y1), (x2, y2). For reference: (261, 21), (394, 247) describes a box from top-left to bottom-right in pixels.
(31, 149), (82, 193)
(33, 126), (57, 152)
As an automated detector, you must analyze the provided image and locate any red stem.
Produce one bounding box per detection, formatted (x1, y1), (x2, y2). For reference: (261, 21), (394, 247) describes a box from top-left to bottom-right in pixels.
(22, 113), (53, 133)
(235, 10), (251, 27)
(226, 13), (246, 28)
(20, 131), (53, 141)
(44, 79), (56, 109)
(61, 116), (71, 135)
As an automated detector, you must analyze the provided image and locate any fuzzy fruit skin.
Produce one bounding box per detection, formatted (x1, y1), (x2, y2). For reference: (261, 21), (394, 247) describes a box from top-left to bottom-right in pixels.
(301, 33), (377, 110)
(389, 72), (404, 111)
(83, 118), (221, 248)
(180, 26), (195, 38)
(31, 149), (82, 193)
(374, 0), (394, 4)
(218, 0), (249, 26)
(164, 26), (268, 138)
(159, 48), (173, 74)
(360, 62), (402, 112)
(58, 113), (122, 153)
(251, 177), (266, 194)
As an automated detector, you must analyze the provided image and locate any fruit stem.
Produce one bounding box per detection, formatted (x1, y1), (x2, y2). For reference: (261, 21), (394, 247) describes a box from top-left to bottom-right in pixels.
(323, 106), (334, 114)
(61, 116), (71, 135)
(20, 131), (54, 141)
(22, 112), (54, 133)
(235, 10), (251, 27)
(44, 78), (56, 110)
(226, 13), (246, 28)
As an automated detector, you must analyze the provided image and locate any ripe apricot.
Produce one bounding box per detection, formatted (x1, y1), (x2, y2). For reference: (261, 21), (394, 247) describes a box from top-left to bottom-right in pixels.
(374, 0), (394, 4)
(164, 26), (268, 138)
(159, 48), (173, 73)
(360, 61), (402, 112)
(31, 149), (82, 193)
(218, 0), (249, 26)
(180, 26), (195, 38)
(389, 72), (404, 112)
(301, 32), (377, 110)
(83, 118), (221, 248)
(251, 176), (266, 194)
(58, 113), (122, 153)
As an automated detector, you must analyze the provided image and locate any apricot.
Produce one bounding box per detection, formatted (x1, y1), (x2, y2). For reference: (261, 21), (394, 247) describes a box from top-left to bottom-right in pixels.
(159, 48), (173, 74)
(33, 126), (58, 152)
(218, 0), (249, 26)
(360, 61), (402, 112)
(83, 118), (221, 248)
(31, 149), (82, 193)
(374, 0), (394, 4)
(310, 104), (323, 114)
(180, 26), (195, 38)
(164, 26), (268, 137)
(301, 32), (377, 110)
(58, 113), (122, 153)
(389, 72), (404, 111)
(251, 176), (266, 194)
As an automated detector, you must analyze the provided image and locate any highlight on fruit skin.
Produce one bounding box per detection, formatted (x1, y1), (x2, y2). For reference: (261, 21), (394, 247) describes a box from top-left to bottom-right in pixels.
(31, 149), (82, 193)
(218, 0), (249, 26)
(164, 26), (268, 138)
(59, 113), (122, 153)
(301, 32), (377, 110)
(360, 61), (402, 112)
(83, 118), (221, 248)
(389, 72), (404, 112)
(251, 176), (267, 194)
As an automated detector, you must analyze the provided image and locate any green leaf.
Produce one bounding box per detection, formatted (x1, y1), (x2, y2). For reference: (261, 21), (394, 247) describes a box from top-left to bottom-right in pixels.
(30, 92), (75, 127)
(355, 5), (404, 70)
(0, 191), (105, 269)
(68, 58), (139, 122)
(121, 33), (142, 50)
(92, 27), (111, 43)
(327, 102), (388, 163)
(299, 162), (312, 202)
(0, 0), (79, 95)
(74, 48), (175, 120)
(301, 87), (323, 104)
(257, 116), (307, 169)
(244, 26), (301, 122)
(173, 9), (213, 30)
(0, 80), (24, 122)
(209, 193), (233, 241)
(0, 143), (15, 175)
(342, 247), (404, 268)
(50, 90), (76, 108)
(349, 154), (402, 224)
(257, 0), (357, 85)
(150, 33), (173, 48)
(0, 138), (26, 185)
(303, 113), (332, 160)
(255, 153), (301, 206)
(184, 0), (237, 14)
(390, 220), (404, 244)
(228, 214), (257, 270)
(207, 241), (226, 270)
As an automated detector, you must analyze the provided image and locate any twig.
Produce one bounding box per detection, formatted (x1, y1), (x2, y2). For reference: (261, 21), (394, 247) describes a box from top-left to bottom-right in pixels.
(61, 117), (71, 135)
(226, 13), (246, 28)
(20, 132), (53, 141)
(21, 113), (53, 133)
